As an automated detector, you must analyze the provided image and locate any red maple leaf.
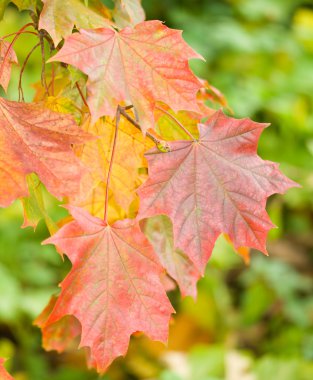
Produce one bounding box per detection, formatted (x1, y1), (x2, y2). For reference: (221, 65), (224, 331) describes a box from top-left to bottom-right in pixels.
(49, 20), (202, 131)
(43, 206), (174, 372)
(138, 110), (298, 273)
(0, 99), (92, 207)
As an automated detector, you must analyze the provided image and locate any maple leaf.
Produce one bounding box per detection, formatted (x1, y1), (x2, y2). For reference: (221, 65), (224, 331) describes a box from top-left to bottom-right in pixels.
(34, 295), (82, 353)
(113, 0), (145, 28)
(49, 20), (203, 131)
(0, 358), (14, 380)
(143, 215), (201, 298)
(74, 114), (153, 212)
(39, 0), (112, 45)
(138, 110), (298, 273)
(0, 40), (18, 92)
(0, 98), (92, 207)
(43, 206), (174, 372)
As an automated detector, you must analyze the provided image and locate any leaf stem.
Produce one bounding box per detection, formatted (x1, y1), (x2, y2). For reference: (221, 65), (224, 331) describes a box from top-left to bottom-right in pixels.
(18, 42), (40, 101)
(118, 106), (162, 146)
(39, 30), (49, 95)
(75, 82), (89, 109)
(155, 105), (195, 140)
(1, 30), (37, 39)
(104, 106), (121, 223)
(0, 23), (34, 78)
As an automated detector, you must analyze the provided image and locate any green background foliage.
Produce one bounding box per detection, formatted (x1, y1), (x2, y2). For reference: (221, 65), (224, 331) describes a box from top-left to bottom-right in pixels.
(0, 0), (313, 379)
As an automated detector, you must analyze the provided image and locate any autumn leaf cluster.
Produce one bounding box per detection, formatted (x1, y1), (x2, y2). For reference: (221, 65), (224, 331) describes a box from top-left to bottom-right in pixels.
(0, 0), (297, 374)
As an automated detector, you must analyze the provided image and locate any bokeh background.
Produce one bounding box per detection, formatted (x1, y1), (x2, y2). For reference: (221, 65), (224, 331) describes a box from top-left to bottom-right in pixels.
(1, 0), (313, 379)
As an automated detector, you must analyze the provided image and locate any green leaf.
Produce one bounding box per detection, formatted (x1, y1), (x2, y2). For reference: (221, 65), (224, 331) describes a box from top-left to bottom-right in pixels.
(39, 0), (112, 45)
(0, 0), (38, 19)
(12, 0), (38, 11)
(21, 173), (58, 235)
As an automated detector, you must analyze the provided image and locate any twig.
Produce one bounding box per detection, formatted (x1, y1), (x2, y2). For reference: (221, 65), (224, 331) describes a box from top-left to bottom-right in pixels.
(39, 31), (49, 95)
(18, 42), (40, 101)
(155, 105), (195, 140)
(29, 10), (39, 30)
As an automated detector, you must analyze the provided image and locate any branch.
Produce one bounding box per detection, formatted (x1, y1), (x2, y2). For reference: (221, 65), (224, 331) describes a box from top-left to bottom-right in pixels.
(39, 30), (49, 95)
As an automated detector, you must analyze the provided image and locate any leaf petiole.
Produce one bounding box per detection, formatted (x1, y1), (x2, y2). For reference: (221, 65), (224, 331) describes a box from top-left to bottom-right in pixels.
(104, 106), (121, 223)
(155, 105), (196, 140)
(75, 82), (89, 109)
(1, 30), (37, 39)
(118, 106), (168, 149)
(18, 42), (41, 101)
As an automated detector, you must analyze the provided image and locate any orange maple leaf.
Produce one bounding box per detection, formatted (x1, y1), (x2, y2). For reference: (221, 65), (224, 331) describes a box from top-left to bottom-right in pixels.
(0, 99), (92, 207)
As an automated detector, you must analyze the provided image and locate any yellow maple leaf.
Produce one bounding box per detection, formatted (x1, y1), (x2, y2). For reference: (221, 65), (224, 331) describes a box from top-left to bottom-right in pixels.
(73, 113), (153, 219)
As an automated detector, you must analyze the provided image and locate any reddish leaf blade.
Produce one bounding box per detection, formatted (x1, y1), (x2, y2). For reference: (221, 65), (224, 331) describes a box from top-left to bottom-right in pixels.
(34, 295), (82, 353)
(0, 99), (92, 207)
(143, 215), (201, 298)
(0, 40), (18, 92)
(0, 358), (14, 380)
(138, 110), (298, 273)
(49, 21), (202, 131)
(43, 206), (174, 372)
